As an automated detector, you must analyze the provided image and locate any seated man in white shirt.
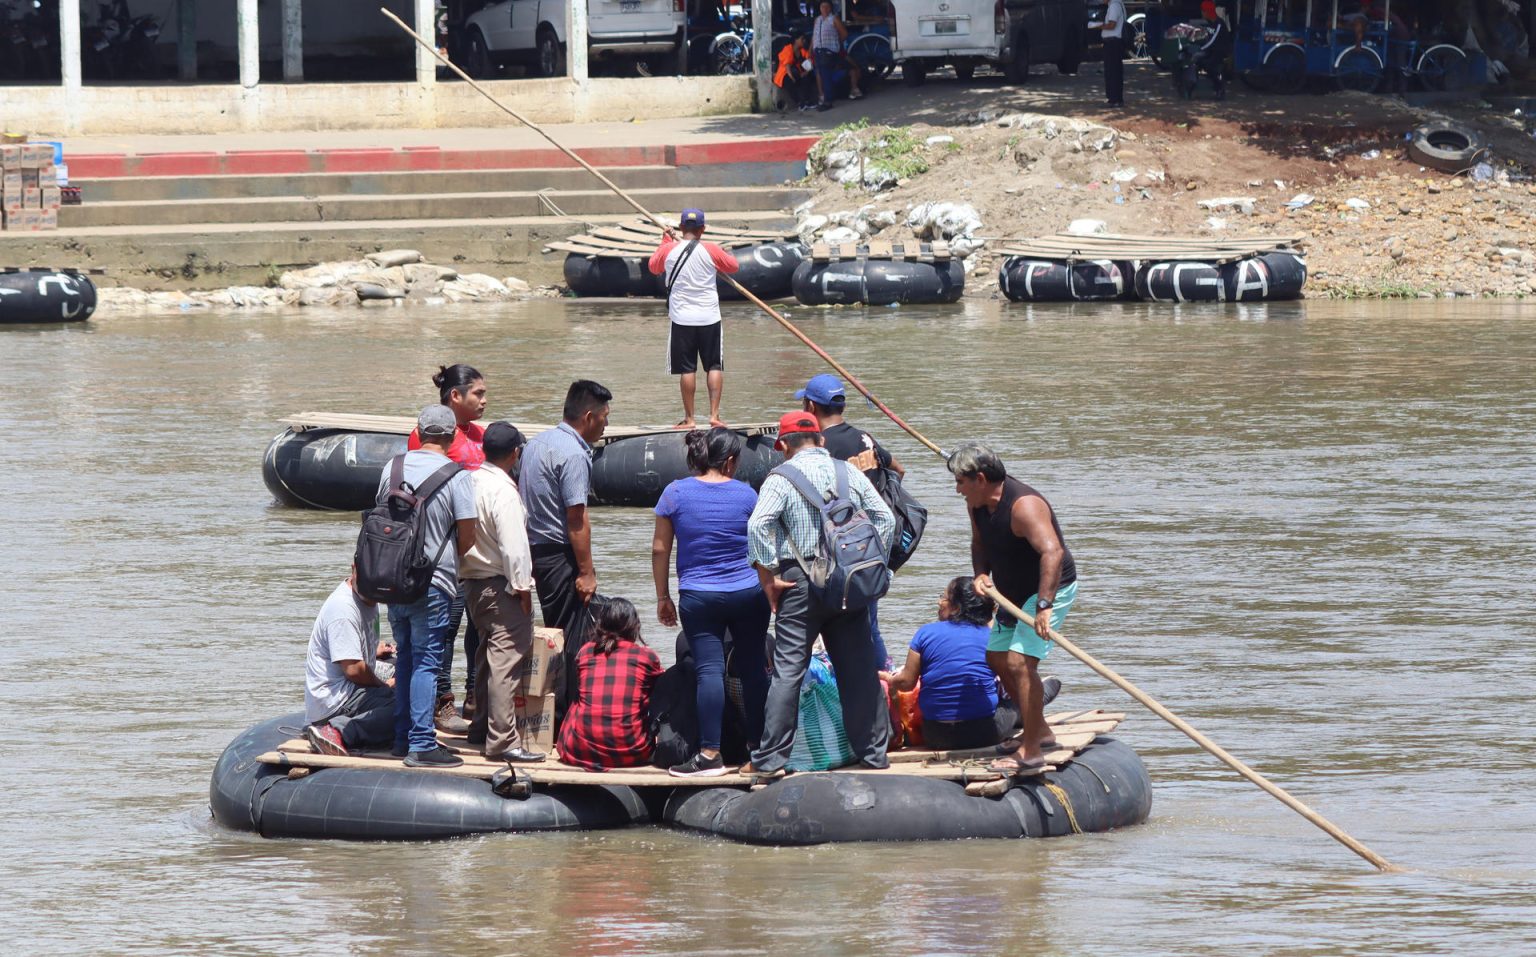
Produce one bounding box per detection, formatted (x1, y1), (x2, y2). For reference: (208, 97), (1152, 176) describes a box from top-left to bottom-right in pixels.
(304, 567), (396, 756)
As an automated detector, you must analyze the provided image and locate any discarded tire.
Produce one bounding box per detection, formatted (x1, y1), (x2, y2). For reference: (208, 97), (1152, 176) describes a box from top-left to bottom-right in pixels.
(663, 736), (1151, 844)
(563, 253), (663, 298)
(998, 257), (1132, 302)
(792, 255), (965, 306)
(0, 269), (97, 323)
(1220, 251), (1307, 301)
(718, 242), (807, 301)
(1133, 261), (1226, 302)
(210, 714), (652, 840)
(1408, 122), (1485, 174)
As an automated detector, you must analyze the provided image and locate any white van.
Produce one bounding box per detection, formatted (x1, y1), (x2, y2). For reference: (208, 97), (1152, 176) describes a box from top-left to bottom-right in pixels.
(891, 0), (1087, 84)
(462, 0), (687, 77)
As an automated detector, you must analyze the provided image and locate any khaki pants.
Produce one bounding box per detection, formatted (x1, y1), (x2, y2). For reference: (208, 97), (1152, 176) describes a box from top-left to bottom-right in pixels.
(465, 575), (535, 755)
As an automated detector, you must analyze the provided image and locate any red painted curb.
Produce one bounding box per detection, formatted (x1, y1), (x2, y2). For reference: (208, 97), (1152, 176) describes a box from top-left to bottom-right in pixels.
(67, 137), (816, 179)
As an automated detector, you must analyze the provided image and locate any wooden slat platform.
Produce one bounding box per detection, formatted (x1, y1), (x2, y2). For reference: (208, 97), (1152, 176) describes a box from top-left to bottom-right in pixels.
(545, 218), (798, 258)
(256, 709), (1124, 787)
(996, 231), (1306, 263)
(279, 412), (778, 443)
(809, 239), (951, 263)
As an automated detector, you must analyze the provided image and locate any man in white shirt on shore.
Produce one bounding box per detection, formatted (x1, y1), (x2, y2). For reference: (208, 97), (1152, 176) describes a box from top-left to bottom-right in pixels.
(648, 208), (741, 429)
(1100, 0), (1127, 107)
(460, 421), (545, 763)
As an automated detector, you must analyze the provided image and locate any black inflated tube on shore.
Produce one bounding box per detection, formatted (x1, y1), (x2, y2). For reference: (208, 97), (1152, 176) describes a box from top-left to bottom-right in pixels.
(998, 257), (1132, 302)
(1220, 252), (1307, 301)
(563, 243), (808, 301)
(717, 242), (807, 301)
(1133, 261), (1226, 303)
(662, 736), (1152, 844)
(791, 256), (966, 306)
(209, 714), (652, 840)
(0, 269), (97, 323)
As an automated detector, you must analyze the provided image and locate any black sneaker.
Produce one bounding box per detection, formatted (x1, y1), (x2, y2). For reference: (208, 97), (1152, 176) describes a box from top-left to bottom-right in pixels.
(669, 752), (727, 778)
(403, 745), (464, 768)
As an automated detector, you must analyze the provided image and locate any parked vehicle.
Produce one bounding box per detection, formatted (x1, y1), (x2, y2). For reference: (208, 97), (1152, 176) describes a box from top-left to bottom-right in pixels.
(892, 0), (1087, 85)
(459, 0), (687, 77)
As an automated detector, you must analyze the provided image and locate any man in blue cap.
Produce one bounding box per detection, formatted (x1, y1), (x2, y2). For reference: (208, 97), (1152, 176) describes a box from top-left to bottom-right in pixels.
(648, 208), (741, 429)
(797, 373), (906, 668)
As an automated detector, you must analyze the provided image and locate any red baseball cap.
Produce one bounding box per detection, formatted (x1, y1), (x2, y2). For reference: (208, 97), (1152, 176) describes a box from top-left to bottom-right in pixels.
(774, 410), (820, 449)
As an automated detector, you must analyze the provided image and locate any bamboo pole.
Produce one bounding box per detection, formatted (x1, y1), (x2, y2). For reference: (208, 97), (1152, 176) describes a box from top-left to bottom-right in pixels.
(380, 8), (944, 457)
(981, 584), (1401, 873)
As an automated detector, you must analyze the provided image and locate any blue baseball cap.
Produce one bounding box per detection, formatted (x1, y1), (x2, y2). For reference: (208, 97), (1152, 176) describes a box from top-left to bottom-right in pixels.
(795, 373), (846, 406)
(679, 208), (706, 228)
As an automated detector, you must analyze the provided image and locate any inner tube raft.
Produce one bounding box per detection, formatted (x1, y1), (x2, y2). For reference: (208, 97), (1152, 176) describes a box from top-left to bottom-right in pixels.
(210, 714), (652, 840)
(0, 268), (97, 323)
(262, 427), (784, 511)
(563, 242), (807, 301)
(792, 253), (965, 306)
(999, 258), (1132, 302)
(663, 736), (1150, 845)
(1134, 252), (1306, 303)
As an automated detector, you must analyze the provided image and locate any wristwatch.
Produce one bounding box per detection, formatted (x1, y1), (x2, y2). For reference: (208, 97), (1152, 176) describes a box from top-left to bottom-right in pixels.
(1036, 598), (1053, 611)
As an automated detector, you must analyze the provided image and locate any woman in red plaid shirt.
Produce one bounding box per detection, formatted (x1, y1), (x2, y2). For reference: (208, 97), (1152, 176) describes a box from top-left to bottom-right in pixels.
(558, 599), (663, 771)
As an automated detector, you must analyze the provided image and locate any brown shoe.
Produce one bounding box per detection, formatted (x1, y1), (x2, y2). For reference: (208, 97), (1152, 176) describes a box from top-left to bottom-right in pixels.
(461, 688), (477, 722)
(435, 694), (471, 735)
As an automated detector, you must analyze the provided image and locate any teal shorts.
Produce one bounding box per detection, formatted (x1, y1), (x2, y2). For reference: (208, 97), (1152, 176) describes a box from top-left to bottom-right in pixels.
(987, 580), (1078, 660)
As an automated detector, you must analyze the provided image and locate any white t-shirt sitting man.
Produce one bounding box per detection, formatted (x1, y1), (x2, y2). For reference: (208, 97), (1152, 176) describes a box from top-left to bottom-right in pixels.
(303, 573), (395, 756)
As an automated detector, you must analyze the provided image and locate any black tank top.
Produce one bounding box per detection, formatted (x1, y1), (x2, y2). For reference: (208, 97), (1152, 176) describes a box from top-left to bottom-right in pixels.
(972, 477), (1077, 605)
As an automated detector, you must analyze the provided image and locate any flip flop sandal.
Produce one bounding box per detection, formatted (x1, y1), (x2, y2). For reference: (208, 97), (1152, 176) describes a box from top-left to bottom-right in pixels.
(988, 756), (1047, 776)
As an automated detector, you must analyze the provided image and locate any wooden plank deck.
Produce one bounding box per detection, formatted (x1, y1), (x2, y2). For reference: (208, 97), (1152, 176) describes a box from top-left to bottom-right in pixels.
(279, 412), (779, 442)
(996, 231), (1306, 263)
(544, 218), (798, 257)
(256, 710), (1125, 787)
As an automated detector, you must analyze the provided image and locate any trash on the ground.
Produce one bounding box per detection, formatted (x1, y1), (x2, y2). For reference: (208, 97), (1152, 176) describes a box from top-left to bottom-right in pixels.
(1345, 198), (1371, 210)
(1471, 162), (1495, 182)
(1111, 168), (1139, 182)
(1066, 219), (1108, 236)
(924, 134), (955, 146)
(1361, 150), (1381, 160)
(907, 202), (983, 252)
(1198, 196), (1256, 214)
(1274, 180), (1286, 190)
(1206, 217), (1228, 230)
(822, 226), (861, 245)
(1285, 193), (1315, 209)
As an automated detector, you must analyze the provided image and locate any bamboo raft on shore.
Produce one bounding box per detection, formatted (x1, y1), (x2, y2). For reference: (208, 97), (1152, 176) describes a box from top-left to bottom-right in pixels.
(544, 219), (799, 258)
(996, 231), (1308, 264)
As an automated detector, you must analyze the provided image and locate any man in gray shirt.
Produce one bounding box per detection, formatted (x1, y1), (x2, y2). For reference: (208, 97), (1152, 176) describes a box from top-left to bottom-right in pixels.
(374, 405), (477, 768)
(519, 379), (611, 718)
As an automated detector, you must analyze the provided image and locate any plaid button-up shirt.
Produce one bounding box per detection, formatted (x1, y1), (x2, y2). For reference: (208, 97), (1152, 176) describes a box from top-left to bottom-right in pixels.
(557, 641), (662, 771)
(747, 446), (896, 570)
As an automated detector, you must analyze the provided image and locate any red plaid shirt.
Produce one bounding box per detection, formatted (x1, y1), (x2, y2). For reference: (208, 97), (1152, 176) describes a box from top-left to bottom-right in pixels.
(558, 640), (663, 771)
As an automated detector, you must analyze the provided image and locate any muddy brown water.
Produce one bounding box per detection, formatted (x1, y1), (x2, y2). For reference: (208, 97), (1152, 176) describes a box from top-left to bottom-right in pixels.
(3, 298), (1533, 954)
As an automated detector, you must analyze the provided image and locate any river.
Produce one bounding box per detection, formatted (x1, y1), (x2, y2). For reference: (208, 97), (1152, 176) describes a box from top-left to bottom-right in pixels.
(3, 297), (1533, 954)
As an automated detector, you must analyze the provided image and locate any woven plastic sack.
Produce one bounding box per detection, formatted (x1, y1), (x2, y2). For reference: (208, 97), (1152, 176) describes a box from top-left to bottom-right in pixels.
(786, 654), (856, 771)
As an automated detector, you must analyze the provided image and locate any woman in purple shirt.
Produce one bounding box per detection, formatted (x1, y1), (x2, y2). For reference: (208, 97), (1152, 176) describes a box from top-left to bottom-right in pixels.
(651, 427), (770, 777)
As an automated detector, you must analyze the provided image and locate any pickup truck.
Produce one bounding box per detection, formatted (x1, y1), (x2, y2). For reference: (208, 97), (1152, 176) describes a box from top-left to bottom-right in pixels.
(460, 0), (687, 77)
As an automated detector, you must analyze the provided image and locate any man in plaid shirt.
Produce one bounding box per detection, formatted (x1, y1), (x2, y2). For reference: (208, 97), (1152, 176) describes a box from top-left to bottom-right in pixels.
(745, 411), (896, 777)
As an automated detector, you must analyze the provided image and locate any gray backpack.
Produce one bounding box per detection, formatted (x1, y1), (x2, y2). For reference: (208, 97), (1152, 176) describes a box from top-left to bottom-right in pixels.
(773, 459), (890, 613)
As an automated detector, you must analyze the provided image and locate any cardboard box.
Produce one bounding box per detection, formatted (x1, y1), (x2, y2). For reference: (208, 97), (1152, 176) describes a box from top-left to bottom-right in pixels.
(8, 209), (41, 230)
(40, 185), (59, 209)
(514, 693), (557, 752)
(20, 168), (38, 189)
(523, 626), (566, 697)
(0, 145), (22, 170)
(37, 163), (56, 186)
(54, 162), (68, 186)
(22, 143), (51, 165)
(2, 170), (19, 196)
(21, 186), (39, 208)
(38, 208), (56, 230)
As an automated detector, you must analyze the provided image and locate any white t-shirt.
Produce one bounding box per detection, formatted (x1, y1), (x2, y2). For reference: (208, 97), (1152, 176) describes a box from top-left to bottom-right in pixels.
(304, 580), (381, 724)
(655, 239), (740, 327)
(1102, 0), (1127, 38)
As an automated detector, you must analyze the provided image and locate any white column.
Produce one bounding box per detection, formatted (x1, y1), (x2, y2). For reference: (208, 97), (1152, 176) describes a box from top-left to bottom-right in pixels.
(566, 0), (589, 83)
(282, 0), (303, 81)
(237, 0), (260, 88)
(752, 0), (773, 108)
(176, 0), (197, 80)
(59, 0), (81, 90)
(414, 0), (436, 86)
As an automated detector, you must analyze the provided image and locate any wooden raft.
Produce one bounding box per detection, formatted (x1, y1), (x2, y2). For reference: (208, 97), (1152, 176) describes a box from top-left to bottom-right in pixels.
(545, 219), (798, 258)
(280, 412), (779, 444)
(256, 709), (1125, 788)
(996, 232), (1306, 264)
(809, 239), (951, 263)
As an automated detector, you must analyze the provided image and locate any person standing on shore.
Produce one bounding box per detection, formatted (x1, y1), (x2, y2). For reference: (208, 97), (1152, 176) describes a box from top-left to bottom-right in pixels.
(948, 441), (1077, 775)
(648, 209), (739, 430)
(520, 380), (612, 719)
(407, 363), (487, 734)
(1100, 0), (1127, 108)
(377, 405), (478, 769)
(460, 421), (545, 764)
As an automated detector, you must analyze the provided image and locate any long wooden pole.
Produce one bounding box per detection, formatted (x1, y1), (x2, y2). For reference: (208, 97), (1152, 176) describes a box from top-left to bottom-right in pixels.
(981, 584), (1400, 872)
(380, 8), (944, 457)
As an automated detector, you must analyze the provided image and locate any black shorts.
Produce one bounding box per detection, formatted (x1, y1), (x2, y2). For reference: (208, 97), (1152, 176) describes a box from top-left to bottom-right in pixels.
(667, 321), (723, 375)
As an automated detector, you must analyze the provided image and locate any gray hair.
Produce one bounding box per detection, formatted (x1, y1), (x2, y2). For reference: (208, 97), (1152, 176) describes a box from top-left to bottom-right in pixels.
(946, 441), (1007, 482)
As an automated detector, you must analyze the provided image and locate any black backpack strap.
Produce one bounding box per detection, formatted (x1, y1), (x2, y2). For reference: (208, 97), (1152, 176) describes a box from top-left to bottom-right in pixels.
(390, 454), (406, 491)
(412, 460), (463, 504)
(666, 239), (701, 295)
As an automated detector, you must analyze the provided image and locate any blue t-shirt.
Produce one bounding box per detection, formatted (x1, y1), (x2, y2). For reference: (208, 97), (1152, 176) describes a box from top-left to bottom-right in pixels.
(655, 477), (759, 592)
(910, 621), (998, 722)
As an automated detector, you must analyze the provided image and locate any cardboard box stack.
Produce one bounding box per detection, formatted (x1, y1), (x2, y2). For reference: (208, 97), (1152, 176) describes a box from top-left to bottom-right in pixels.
(515, 627), (566, 753)
(1, 140), (62, 231)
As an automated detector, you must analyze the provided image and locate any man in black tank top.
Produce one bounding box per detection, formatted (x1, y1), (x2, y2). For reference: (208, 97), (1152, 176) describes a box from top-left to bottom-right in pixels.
(949, 441), (1079, 774)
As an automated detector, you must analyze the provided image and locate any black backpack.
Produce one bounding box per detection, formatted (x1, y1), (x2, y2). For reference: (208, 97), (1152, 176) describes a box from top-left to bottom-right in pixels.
(353, 455), (462, 604)
(870, 465), (927, 573)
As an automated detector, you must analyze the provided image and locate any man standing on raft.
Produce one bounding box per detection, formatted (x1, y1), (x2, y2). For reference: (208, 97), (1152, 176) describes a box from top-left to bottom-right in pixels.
(949, 442), (1078, 774)
(648, 208), (739, 429)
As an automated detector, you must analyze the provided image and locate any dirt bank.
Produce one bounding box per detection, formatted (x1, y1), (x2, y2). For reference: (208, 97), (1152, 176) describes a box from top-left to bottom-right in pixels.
(794, 92), (1536, 299)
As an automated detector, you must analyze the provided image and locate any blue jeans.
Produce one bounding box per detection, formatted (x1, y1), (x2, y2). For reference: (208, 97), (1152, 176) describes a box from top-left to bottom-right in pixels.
(679, 585), (771, 751)
(388, 585), (454, 754)
(813, 48), (839, 104)
(868, 599), (891, 671)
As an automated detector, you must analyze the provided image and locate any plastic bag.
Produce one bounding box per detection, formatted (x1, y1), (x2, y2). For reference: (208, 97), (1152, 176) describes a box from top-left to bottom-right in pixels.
(786, 654), (856, 771)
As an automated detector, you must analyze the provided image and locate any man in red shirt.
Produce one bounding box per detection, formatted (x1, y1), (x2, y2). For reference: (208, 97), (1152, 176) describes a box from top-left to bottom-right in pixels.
(648, 209), (740, 429)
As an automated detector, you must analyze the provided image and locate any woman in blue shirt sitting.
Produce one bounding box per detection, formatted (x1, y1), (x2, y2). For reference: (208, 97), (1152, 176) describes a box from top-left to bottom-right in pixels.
(882, 576), (1014, 751)
(652, 427), (771, 777)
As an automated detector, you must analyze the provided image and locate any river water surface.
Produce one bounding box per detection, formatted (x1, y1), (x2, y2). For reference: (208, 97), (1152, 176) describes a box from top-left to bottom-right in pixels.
(3, 298), (1533, 955)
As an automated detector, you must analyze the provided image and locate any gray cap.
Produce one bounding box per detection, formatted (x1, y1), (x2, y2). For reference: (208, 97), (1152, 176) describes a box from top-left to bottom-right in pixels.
(417, 404), (458, 438)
